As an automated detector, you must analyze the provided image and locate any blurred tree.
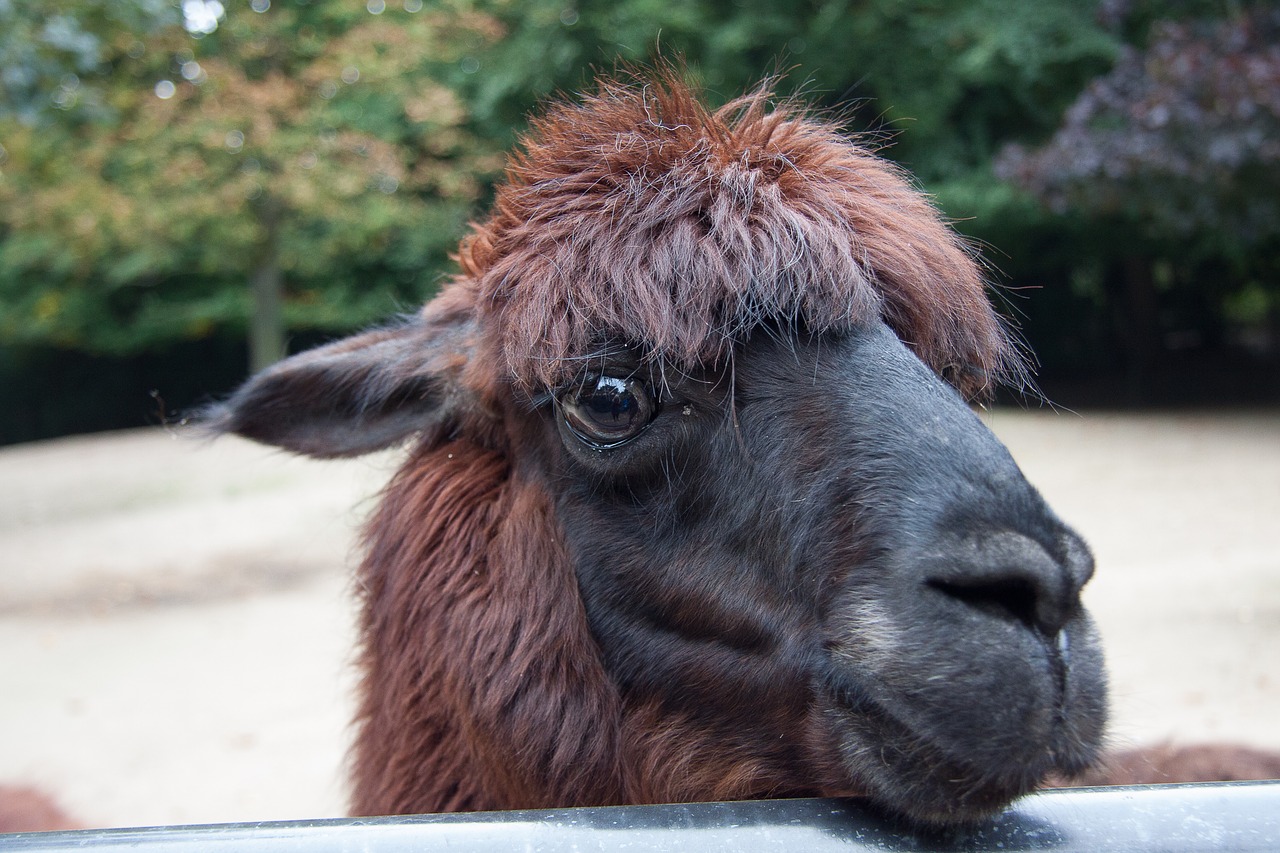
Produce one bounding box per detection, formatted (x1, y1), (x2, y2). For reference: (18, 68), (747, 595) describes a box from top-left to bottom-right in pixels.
(0, 0), (502, 370)
(0, 0), (177, 125)
(998, 5), (1280, 250)
(4, 0), (1276, 441)
(1, 0), (1122, 372)
(997, 3), (1280, 392)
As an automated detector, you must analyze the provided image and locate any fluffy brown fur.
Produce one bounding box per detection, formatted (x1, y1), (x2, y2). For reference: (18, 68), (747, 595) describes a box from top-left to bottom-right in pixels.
(456, 69), (1024, 398)
(0, 786), (80, 833)
(350, 433), (804, 813)
(350, 440), (627, 813)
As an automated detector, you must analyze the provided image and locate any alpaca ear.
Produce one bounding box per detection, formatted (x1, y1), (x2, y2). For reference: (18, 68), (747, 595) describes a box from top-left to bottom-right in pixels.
(206, 311), (477, 459)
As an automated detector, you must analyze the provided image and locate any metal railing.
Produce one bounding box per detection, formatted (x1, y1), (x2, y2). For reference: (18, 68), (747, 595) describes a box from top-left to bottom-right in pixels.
(5, 781), (1280, 852)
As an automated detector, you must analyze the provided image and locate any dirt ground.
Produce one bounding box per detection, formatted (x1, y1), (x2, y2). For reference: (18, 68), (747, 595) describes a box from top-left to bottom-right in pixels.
(1, 409), (1277, 829)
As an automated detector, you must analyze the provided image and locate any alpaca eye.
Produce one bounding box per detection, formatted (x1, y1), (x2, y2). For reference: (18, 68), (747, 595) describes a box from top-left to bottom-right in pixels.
(559, 375), (656, 448)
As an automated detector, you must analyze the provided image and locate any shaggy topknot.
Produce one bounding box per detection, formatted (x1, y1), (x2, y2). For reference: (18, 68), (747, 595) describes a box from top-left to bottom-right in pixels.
(456, 68), (1025, 398)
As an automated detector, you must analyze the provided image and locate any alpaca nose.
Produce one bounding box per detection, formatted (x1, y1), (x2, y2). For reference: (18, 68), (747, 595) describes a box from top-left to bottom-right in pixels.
(926, 530), (1093, 637)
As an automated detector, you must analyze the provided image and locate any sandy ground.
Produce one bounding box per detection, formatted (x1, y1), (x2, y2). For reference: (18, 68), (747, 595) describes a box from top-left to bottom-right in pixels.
(0, 410), (1277, 829)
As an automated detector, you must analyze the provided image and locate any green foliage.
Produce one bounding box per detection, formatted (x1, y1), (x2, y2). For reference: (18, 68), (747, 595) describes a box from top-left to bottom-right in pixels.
(1, 0), (1121, 362)
(0, 0), (177, 124)
(1, 0), (1277, 441)
(999, 6), (1280, 251)
(0, 0), (501, 363)
(433, 0), (1118, 180)
(997, 4), (1280, 380)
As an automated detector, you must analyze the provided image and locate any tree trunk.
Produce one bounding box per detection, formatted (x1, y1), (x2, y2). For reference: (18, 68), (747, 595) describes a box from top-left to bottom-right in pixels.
(248, 211), (286, 373)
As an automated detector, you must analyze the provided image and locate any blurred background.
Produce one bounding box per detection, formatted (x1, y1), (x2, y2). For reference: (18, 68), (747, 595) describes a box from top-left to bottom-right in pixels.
(1, 0), (1278, 442)
(1, 0), (1277, 831)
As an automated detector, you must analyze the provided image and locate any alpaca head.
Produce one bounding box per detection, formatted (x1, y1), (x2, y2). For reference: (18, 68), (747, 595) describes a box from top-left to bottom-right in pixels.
(212, 70), (1107, 825)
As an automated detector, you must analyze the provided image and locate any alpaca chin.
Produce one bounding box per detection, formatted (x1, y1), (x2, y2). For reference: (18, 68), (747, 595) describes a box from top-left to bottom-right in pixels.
(816, 610), (1108, 825)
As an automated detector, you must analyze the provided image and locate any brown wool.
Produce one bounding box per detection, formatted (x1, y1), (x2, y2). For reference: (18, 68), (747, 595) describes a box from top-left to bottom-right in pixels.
(453, 69), (1024, 398)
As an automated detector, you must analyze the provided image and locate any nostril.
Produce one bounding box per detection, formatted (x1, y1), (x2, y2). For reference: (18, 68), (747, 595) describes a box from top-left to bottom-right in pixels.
(928, 577), (1043, 633)
(923, 532), (1082, 636)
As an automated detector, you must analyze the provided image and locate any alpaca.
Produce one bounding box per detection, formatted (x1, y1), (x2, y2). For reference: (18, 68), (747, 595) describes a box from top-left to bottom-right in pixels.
(1069, 743), (1280, 787)
(211, 69), (1110, 826)
(0, 786), (80, 834)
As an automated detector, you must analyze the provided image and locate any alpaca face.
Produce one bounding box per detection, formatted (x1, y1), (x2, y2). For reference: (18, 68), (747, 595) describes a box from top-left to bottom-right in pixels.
(211, 71), (1109, 826)
(528, 321), (1106, 823)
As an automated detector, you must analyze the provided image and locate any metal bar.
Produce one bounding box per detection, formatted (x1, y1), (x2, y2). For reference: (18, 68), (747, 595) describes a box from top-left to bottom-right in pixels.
(5, 782), (1280, 852)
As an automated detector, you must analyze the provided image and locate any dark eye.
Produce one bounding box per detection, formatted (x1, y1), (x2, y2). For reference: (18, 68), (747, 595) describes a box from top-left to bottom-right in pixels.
(559, 374), (656, 448)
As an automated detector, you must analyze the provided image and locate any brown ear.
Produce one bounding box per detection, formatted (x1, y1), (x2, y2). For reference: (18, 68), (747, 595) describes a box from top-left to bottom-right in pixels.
(205, 309), (477, 459)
